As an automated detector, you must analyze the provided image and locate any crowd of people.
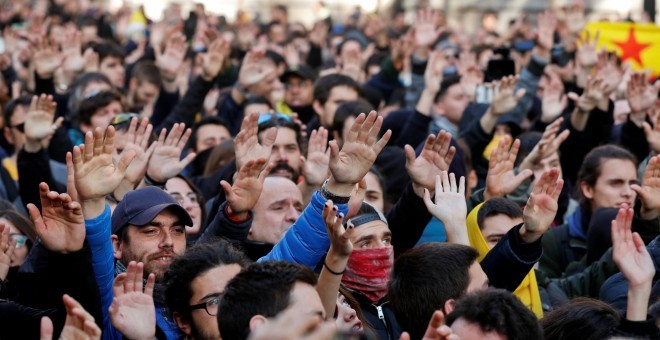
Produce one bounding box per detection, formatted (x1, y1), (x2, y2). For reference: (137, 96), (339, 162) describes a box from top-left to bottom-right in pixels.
(0, 0), (659, 339)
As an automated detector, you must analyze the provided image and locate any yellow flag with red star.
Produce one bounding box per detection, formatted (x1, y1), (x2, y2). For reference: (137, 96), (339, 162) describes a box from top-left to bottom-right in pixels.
(585, 22), (660, 76)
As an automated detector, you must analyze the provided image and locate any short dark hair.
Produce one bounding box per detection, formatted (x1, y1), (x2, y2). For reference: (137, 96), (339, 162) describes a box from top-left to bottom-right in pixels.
(257, 116), (305, 153)
(477, 198), (523, 230)
(3, 95), (32, 125)
(130, 60), (161, 87)
(433, 76), (462, 103)
(163, 241), (250, 321)
(445, 288), (542, 340)
(77, 90), (123, 125)
(218, 261), (317, 340)
(88, 40), (125, 63)
(331, 99), (374, 134)
(313, 74), (360, 106)
(540, 297), (620, 340)
(577, 145), (638, 212)
(189, 116), (231, 151)
(389, 243), (480, 340)
(67, 72), (113, 120)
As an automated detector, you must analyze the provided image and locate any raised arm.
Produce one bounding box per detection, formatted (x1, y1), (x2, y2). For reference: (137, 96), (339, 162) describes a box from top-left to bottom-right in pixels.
(423, 172), (468, 246)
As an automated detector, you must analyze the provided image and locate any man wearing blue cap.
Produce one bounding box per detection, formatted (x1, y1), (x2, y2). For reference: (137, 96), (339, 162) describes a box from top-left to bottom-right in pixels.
(71, 126), (192, 339)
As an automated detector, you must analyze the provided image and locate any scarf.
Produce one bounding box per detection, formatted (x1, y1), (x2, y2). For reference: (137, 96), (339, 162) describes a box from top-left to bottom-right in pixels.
(341, 247), (393, 303)
(466, 203), (543, 318)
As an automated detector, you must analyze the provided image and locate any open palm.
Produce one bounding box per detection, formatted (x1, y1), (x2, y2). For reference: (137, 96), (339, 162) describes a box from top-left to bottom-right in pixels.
(234, 113), (278, 170)
(611, 206), (655, 287)
(632, 155), (660, 218)
(147, 123), (196, 182)
(405, 132), (456, 192)
(73, 127), (135, 200)
(523, 168), (563, 235)
(484, 137), (533, 200)
(329, 111), (390, 185)
(221, 158), (272, 214)
(27, 183), (84, 254)
(110, 262), (156, 340)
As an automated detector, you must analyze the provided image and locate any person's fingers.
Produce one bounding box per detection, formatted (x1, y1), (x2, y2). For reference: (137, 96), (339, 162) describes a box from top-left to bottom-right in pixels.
(144, 272), (156, 297)
(399, 332), (411, 340)
(552, 178), (565, 200)
(366, 114), (384, 145)
(441, 171), (451, 193)
(178, 152), (197, 171)
(125, 117), (138, 142)
(40, 316), (54, 340)
(103, 126), (116, 155)
(373, 129), (392, 154)
(83, 131), (94, 162)
(83, 319), (102, 339)
(423, 188), (433, 209)
(508, 139), (521, 163)
(449, 172), (457, 193)
(116, 149), (137, 174)
(262, 127), (278, 147)
(220, 180), (235, 201)
(176, 127), (192, 150)
(404, 145), (416, 167)
(346, 113), (366, 142)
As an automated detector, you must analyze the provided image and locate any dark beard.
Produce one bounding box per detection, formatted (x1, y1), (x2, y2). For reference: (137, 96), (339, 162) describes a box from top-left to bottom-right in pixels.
(269, 162), (299, 182)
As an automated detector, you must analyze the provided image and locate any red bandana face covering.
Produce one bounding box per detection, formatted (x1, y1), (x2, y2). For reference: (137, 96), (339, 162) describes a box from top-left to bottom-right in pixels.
(341, 247), (394, 303)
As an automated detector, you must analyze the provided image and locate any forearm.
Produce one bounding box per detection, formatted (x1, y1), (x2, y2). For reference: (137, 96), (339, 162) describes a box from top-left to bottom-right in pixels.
(627, 283), (653, 321)
(416, 89), (436, 117)
(316, 248), (348, 319)
(298, 180), (322, 206)
(570, 108), (590, 131)
(479, 108), (498, 134)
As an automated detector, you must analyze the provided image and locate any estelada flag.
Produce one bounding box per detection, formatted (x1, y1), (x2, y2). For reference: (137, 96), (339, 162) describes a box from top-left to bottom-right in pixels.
(585, 22), (660, 76)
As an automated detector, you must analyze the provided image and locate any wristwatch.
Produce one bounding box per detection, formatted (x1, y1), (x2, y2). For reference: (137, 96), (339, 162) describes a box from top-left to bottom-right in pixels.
(320, 179), (351, 204)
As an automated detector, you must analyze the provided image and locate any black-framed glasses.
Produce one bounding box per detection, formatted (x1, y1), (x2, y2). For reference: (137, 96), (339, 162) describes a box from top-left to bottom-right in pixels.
(12, 123), (25, 133)
(189, 295), (221, 316)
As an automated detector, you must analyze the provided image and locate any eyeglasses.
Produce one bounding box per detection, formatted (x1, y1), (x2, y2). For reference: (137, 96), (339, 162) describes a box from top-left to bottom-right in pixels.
(170, 192), (199, 206)
(110, 113), (141, 127)
(10, 233), (28, 248)
(12, 123), (25, 133)
(257, 113), (293, 125)
(189, 294), (221, 316)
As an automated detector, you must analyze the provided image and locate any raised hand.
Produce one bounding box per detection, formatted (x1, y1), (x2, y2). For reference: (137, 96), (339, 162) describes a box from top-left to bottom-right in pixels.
(643, 113), (660, 155)
(399, 311), (459, 340)
(541, 75), (568, 123)
(521, 168), (563, 243)
(24, 94), (62, 147)
(328, 111), (391, 193)
(110, 261), (156, 340)
(576, 30), (599, 69)
(612, 205), (655, 288)
(322, 201), (353, 257)
(424, 51), (447, 95)
(568, 75), (608, 112)
(239, 48), (276, 90)
(201, 37), (228, 82)
(301, 128), (330, 187)
(146, 123), (196, 183)
(0, 224), (16, 281)
(73, 127), (136, 202)
(519, 118), (570, 173)
(631, 155), (660, 220)
(117, 117), (156, 186)
(60, 30), (84, 76)
(414, 8), (443, 48)
(155, 32), (187, 82)
(33, 36), (61, 78)
(565, 0), (586, 35)
(27, 182), (84, 254)
(405, 131), (456, 197)
(490, 75), (525, 116)
(41, 295), (102, 340)
(234, 112), (278, 170)
(484, 137), (533, 200)
(595, 51), (622, 97)
(627, 72), (660, 114)
(423, 172), (469, 246)
(220, 158), (273, 219)
(339, 48), (363, 83)
(535, 11), (557, 53)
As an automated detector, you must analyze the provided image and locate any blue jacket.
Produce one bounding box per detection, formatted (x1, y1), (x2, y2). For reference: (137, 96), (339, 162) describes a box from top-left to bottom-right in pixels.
(86, 204), (183, 340)
(259, 191), (348, 268)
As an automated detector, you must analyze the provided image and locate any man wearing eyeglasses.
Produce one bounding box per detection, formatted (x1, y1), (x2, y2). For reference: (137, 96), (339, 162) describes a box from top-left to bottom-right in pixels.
(163, 241), (250, 340)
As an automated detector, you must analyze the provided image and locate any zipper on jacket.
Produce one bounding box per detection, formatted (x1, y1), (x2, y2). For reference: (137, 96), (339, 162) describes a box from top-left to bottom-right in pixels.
(374, 304), (391, 340)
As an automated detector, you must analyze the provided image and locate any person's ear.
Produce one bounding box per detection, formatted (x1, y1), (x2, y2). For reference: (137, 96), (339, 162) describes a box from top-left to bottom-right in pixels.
(172, 312), (192, 336)
(129, 78), (138, 91)
(249, 315), (268, 332)
(313, 100), (324, 117)
(3, 127), (14, 145)
(580, 181), (594, 200)
(443, 299), (456, 315)
(111, 234), (122, 260)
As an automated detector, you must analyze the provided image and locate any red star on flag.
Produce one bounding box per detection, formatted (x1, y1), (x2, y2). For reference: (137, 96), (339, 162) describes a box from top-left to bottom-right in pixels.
(613, 27), (652, 66)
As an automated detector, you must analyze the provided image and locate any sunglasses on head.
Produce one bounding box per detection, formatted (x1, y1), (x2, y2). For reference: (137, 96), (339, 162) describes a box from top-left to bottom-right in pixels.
(110, 113), (141, 127)
(257, 113), (293, 125)
(10, 233), (28, 248)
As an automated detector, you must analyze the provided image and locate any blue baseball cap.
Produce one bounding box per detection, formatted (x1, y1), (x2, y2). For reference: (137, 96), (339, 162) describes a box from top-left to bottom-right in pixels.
(111, 186), (193, 235)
